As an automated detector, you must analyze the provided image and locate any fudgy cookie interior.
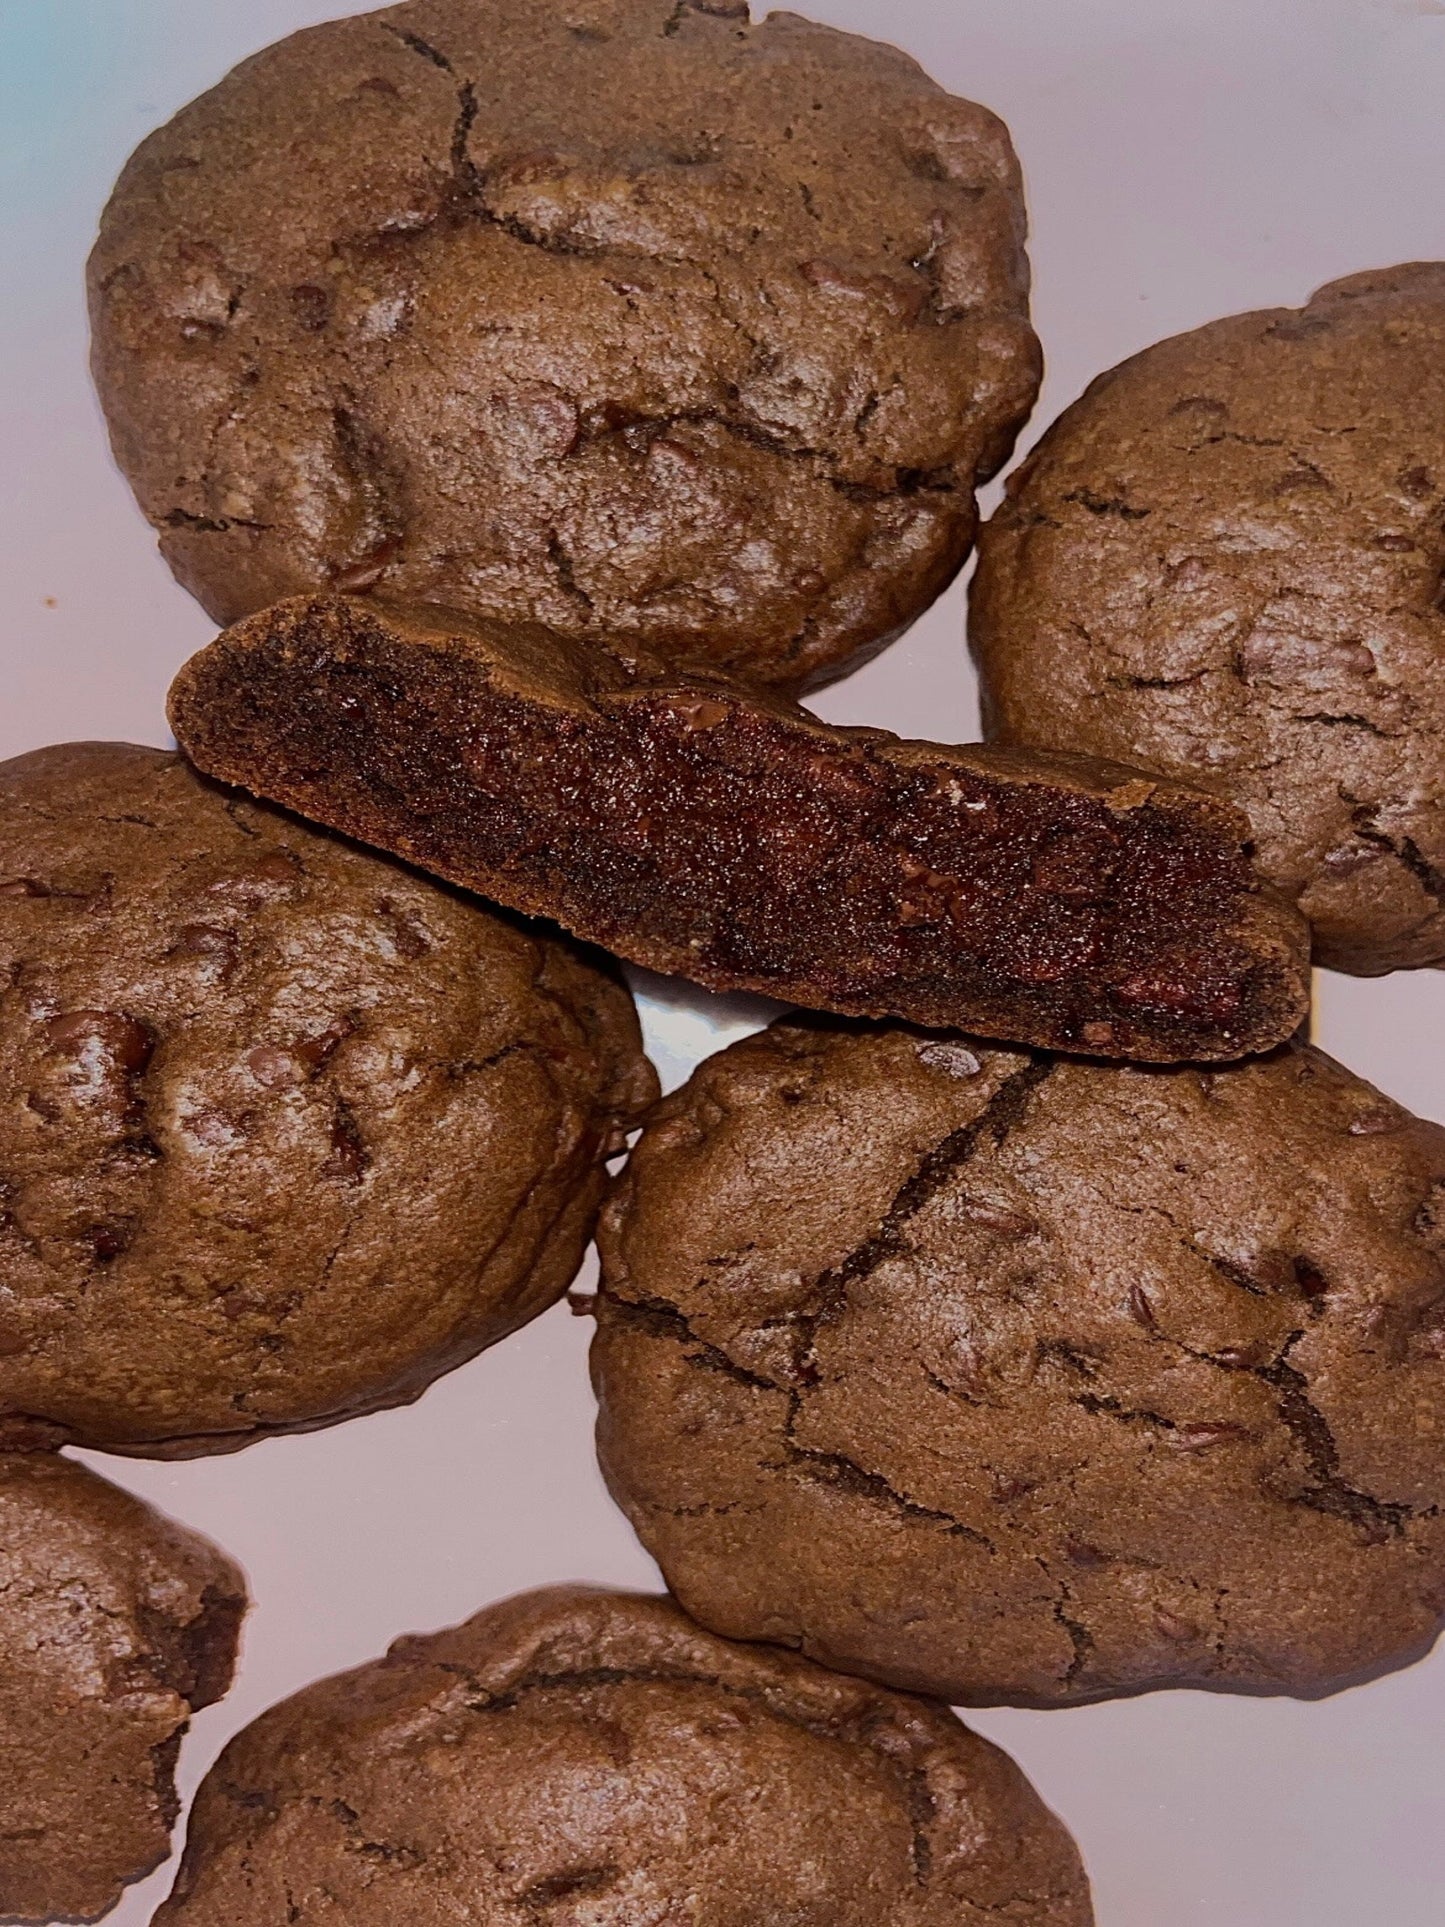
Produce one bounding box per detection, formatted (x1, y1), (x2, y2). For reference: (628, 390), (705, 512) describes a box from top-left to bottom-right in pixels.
(170, 593), (1312, 1062)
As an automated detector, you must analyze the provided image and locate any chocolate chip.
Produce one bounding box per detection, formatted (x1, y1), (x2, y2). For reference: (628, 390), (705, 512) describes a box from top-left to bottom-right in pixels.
(170, 923), (240, 970)
(666, 695), (733, 731)
(331, 559), (389, 593)
(1126, 1284), (1157, 1329)
(247, 1045), (305, 1089)
(1321, 843), (1381, 875)
(46, 1010), (156, 1074)
(290, 283), (331, 331)
(1113, 967), (1241, 1021)
(183, 1109), (253, 1149)
(1079, 1021), (1118, 1050)
(86, 1221), (135, 1264)
(1030, 829), (1120, 904)
(1166, 1421), (1252, 1451)
(377, 900), (432, 959)
(917, 1041), (982, 1078)
(1211, 1343), (1269, 1371)
(799, 256), (926, 322)
(323, 1101), (367, 1182)
(959, 1198), (1035, 1238)
(294, 1016), (356, 1072)
(1065, 1540), (1112, 1568)
(1269, 465), (1331, 495)
(1292, 1257), (1330, 1300)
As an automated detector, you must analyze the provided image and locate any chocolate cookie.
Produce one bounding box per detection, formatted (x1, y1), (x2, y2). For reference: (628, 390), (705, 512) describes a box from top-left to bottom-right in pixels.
(971, 263), (1445, 974)
(0, 743), (655, 1457)
(593, 1019), (1445, 1704)
(88, 0), (1039, 692)
(170, 593), (1311, 1062)
(154, 1585), (1093, 1925)
(0, 1452), (245, 1924)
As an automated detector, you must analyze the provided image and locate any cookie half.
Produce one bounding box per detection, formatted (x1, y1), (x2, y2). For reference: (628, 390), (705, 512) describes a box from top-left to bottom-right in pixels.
(593, 1018), (1445, 1704)
(169, 594), (1312, 1063)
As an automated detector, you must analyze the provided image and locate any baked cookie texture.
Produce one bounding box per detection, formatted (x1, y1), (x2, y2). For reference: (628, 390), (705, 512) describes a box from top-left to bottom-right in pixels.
(971, 263), (1445, 975)
(89, 0), (1040, 692)
(153, 1585), (1093, 1925)
(170, 593), (1312, 1062)
(0, 743), (655, 1458)
(593, 1018), (1445, 1706)
(0, 1452), (246, 1925)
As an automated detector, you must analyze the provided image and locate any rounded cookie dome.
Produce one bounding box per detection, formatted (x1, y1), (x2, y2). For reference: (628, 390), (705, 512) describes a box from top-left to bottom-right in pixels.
(971, 264), (1445, 973)
(594, 1017), (1445, 1704)
(154, 1585), (1092, 1925)
(0, 742), (655, 1456)
(89, 0), (1039, 690)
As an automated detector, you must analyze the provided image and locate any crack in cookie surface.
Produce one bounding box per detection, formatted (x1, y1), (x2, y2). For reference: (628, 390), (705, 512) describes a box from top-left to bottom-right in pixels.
(594, 1018), (1445, 1704)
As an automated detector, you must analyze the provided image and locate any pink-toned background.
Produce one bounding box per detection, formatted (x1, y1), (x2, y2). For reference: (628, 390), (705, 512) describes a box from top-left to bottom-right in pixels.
(2, 2), (1443, 1920)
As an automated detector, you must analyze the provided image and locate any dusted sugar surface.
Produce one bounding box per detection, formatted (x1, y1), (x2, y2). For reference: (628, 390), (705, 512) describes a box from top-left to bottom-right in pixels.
(971, 263), (1445, 975)
(89, 0), (1039, 691)
(169, 594), (1312, 1063)
(0, 1452), (246, 1925)
(154, 1585), (1092, 1925)
(0, 742), (655, 1457)
(593, 1018), (1445, 1705)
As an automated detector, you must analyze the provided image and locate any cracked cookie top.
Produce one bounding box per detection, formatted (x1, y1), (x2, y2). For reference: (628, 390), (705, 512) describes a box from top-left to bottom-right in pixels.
(152, 1584), (1093, 1925)
(0, 743), (656, 1457)
(88, 0), (1039, 691)
(0, 1452), (246, 1925)
(970, 262), (1445, 974)
(592, 1017), (1445, 1704)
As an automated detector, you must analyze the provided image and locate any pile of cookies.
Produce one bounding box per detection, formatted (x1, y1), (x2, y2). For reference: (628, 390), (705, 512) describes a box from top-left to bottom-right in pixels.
(3, 2), (1442, 1921)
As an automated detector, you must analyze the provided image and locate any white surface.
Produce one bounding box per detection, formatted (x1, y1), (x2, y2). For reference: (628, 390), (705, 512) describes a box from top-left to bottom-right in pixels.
(1, 3), (1443, 1921)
